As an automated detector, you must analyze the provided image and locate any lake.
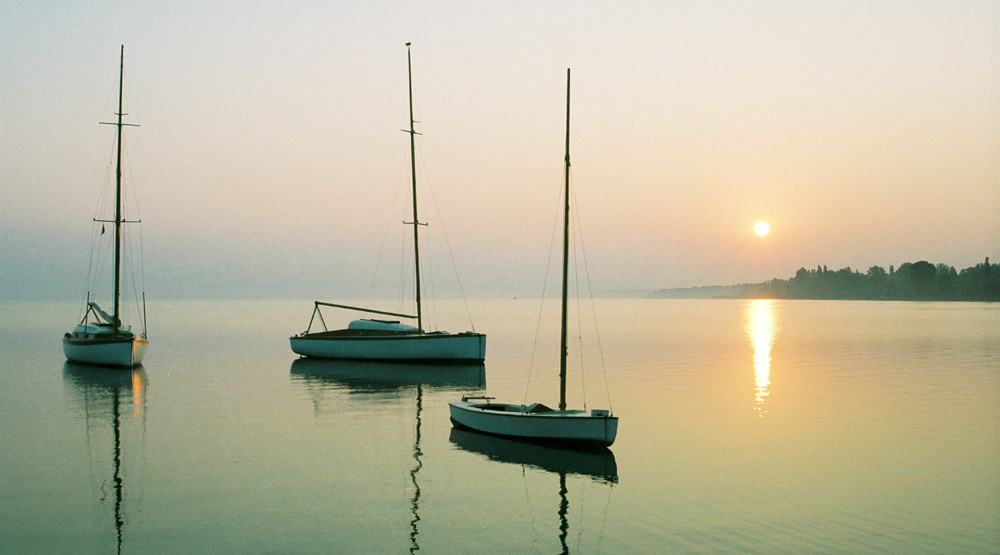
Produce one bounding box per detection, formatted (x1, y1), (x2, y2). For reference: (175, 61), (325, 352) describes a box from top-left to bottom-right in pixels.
(1, 299), (998, 553)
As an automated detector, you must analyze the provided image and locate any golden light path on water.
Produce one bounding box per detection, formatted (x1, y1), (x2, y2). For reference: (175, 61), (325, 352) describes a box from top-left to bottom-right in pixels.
(132, 370), (146, 416)
(745, 299), (779, 417)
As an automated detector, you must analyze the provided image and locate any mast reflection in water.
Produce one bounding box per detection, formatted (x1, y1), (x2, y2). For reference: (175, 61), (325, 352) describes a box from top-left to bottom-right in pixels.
(64, 363), (147, 555)
(289, 359), (485, 553)
(744, 299), (779, 417)
(409, 384), (422, 554)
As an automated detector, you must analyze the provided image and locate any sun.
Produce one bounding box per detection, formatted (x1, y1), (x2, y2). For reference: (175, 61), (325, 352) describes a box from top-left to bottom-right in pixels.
(754, 221), (770, 236)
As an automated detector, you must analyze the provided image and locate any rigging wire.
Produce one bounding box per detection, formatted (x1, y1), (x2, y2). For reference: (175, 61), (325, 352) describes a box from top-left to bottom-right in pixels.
(121, 90), (146, 334)
(571, 182), (614, 415)
(403, 117), (433, 329)
(595, 474), (615, 552)
(314, 67), (406, 305)
(524, 169), (564, 406)
(414, 139), (478, 332)
(137, 206), (147, 336)
(397, 200), (412, 315)
(79, 107), (113, 321)
(419, 217), (437, 331)
(569, 173), (589, 411)
(522, 163), (614, 411)
(125, 75), (148, 331)
(520, 465), (543, 550)
(368, 161), (407, 308)
(576, 476), (592, 553)
(84, 118), (118, 318)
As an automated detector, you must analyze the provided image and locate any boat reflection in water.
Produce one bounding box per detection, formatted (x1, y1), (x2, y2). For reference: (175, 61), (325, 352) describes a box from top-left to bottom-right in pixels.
(449, 428), (617, 484)
(290, 359), (484, 553)
(289, 358), (485, 392)
(63, 363), (147, 555)
(450, 428), (617, 554)
(745, 299), (779, 417)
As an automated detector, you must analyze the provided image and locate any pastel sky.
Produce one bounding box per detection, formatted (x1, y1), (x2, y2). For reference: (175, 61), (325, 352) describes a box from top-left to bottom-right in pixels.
(2, 1), (998, 300)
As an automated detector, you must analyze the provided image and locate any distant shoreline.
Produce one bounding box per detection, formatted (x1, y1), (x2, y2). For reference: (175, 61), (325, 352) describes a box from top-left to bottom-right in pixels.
(645, 259), (1000, 302)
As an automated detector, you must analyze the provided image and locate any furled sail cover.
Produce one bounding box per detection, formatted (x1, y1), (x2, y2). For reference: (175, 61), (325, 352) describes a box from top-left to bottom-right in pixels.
(88, 302), (115, 324)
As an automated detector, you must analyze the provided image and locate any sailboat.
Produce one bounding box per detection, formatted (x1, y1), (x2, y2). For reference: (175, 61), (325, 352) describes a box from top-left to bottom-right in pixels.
(290, 43), (485, 364)
(63, 46), (148, 368)
(449, 69), (618, 450)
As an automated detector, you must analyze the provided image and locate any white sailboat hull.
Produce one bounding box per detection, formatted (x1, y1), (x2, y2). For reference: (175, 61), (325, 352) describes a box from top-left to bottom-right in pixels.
(290, 331), (485, 363)
(449, 400), (618, 450)
(63, 336), (148, 368)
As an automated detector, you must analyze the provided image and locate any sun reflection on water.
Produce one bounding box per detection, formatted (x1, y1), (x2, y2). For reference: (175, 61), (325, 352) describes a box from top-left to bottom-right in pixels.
(131, 369), (147, 416)
(745, 299), (779, 417)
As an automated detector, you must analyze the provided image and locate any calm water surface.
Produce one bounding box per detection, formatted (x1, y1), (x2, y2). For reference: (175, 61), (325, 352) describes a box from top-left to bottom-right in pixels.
(2, 299), (998, 553)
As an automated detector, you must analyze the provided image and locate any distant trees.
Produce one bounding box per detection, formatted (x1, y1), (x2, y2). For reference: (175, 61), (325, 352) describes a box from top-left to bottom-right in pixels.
(651, 258), (1000, 301)
(865, 266), (889, 299)
(957, 258), (1000, 301)
(749, 258), (999, 301)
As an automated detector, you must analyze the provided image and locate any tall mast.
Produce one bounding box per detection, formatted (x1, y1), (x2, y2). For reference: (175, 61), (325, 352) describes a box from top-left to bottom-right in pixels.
(112, 45), (125, 335)
(559, 68), (571, 411)
(405, 42), (423, 331)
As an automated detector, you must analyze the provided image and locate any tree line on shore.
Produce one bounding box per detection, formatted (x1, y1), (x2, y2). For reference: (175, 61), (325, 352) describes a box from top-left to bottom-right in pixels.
(652, 258), (999, 301)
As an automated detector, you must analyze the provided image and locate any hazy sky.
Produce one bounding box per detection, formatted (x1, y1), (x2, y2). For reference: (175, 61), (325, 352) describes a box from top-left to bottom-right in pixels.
(2, 1), (998, 300)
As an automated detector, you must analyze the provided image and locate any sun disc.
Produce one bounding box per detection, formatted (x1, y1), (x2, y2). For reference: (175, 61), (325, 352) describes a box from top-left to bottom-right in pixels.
(754, 221), (770, 236)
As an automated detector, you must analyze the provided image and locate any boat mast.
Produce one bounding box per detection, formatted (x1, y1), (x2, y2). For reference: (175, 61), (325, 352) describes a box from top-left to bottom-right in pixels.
(405, 42), (423, 331)
(559, 68), (571, 411)
(112, 45), (125, 335)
